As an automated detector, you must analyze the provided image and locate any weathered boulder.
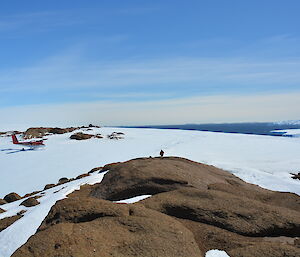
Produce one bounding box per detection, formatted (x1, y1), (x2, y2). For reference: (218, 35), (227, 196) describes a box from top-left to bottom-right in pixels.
(13, 197), (202, 257)
(70, 132), (93, 140)
(43, 184), (56, 190)
(20, 197), (40, 207)
(0, 215), (21, 232)
(9, 157), (300, 257)
(142, 187), (300, 237)
(24, 127), (77, 139)
(58, 177), (69, 184)
(0, 198), (7, 205)
(0, 207), (5, 213)
(91, 157), (253, 201)
(75, 173), (89, 180)
(88, 166), (102, 174)
(4, 192), (21, 203)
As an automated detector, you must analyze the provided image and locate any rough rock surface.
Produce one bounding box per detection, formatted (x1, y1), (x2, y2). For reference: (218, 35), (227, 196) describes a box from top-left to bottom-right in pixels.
(13, 197), (202, 257)
(20, 197), (40, 207)
(0, 207), (5, 213)
(91, 157), (244, 201)
(0, 215), (21, 232)
(4, 192), (21, 203)
(142, 187), (300, 237)
(70, 132), (94, 140)
(24, 127), (77, 139)
(11, 157), (300, 257)
(0, 198), (7, 205)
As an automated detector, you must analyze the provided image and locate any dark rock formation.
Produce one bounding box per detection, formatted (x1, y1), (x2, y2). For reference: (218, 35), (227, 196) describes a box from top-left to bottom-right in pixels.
(13, 197), (202, 257)
(10, 157), (300, 257)
(91, 157), (250, 201)
(0, 216), (21, 232)
(58, 177), (69, 184)
(43, 184), (56, 190)
(20, 197), (40, 207)
(75, 173), (89, 180)
(24, 127), (77, 139)
(4, 192), (21, 203)
(70, 132), (94, 140)
(0, 198), (7, 205)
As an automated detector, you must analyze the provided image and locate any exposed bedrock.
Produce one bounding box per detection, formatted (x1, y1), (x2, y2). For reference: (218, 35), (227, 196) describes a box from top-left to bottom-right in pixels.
(13, 197), (202, 257)
(11, 157), (300, 257)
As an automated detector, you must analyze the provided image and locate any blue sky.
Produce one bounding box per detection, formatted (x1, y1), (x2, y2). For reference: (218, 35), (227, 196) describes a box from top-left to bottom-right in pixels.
(0, 0), (300, 127)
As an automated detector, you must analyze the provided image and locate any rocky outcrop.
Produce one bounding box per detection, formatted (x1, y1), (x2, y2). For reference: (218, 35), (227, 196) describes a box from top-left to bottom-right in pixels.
(70, 132), (94, 140)
(91, 157), (259, 201)
(0, 198), (7, 205)
(0, 207), (5, 213)
(24, 127), (77, 139)
(20, 197), (40, 207)
(142, 187), (300, 237)
(13, 197), (202, 257)
(43, 184), (56, 190)
(4, 192), (21, 203)
(11, 157), (300, 257)
(0, 216), (21, 232)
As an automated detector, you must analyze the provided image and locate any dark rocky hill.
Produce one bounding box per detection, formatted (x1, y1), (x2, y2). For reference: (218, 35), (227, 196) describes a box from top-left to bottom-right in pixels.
(13, 157), (300, 257)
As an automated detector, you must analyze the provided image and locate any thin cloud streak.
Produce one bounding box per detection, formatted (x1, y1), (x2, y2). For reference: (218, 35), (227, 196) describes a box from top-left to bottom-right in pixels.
(1, 92), (299, 129)
(1, 53), (300, 95)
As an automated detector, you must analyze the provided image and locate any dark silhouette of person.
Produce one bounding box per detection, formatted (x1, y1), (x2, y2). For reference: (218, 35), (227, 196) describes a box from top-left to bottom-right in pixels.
(160, 150), (164, 157)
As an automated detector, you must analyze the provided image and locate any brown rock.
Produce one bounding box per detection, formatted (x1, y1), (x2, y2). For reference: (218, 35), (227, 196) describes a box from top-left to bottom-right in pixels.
(20, 197), (40, 207)
(43, 184), (56, 190)
(13, 197), (202, 257)
(142, 187), (300, 237)
(24, 127), (77, 139)
(228, 243), (300, 257)
(0, 198), (7, 205)
(58, 177), (69, 184)
(23, 191), (41, 198)
(75, 173), (89, 180)
(91, 157), (248, 201)
(0, 215), (21, 232)
(88, 166), (102, 174)
(4, 192), (21, 203)
(0, 207), (5, 213)
(70, 132), (93, 140)
(99, 162), (121, 173)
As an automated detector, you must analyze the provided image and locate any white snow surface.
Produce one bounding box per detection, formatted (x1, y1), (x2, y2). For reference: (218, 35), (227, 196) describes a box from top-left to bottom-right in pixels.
(272, 129), (300, 137)
(1, 127), (300, 197)
(205, 249), (230, 257)
(115, 195), (152, 204)
(0, 171), (107, 257)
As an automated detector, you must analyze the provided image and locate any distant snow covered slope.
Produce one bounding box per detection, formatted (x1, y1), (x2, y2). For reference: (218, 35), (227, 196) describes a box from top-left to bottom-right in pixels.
(0, 127), (300, 197)
(272, 129), (300, 137)
(274, 119), (300, 125)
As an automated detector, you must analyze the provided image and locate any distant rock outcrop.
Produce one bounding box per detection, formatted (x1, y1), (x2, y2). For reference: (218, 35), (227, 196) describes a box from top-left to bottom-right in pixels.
(4, 192), (21, 203)
(11, 157), (300, 257)
(69, 132), (94, 140)
(0, 198), (7, 205)
(20, 197), (40, 207)
(24, 127), (77, 139)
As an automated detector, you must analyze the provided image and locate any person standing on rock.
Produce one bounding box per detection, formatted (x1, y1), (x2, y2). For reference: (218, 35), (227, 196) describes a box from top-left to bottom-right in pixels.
(160, 150), (164, 158)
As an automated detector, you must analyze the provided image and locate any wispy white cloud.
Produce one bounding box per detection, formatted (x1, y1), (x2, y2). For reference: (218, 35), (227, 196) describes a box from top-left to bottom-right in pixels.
(1, 91), (299, 129)
(1, 51), (300, 95)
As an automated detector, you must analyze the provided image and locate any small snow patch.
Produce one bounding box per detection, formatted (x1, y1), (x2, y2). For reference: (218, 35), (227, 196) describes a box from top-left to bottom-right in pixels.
(114, 195), (151, 204)
(205, 249), (230, 257)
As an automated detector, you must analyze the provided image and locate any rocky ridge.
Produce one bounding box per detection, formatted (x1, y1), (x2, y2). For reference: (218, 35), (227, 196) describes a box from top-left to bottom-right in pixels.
(11, 157), (300, 256)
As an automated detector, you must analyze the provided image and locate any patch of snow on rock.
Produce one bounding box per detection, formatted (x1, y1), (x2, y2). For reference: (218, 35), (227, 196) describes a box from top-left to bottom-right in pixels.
(205, 249), (230, 257)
